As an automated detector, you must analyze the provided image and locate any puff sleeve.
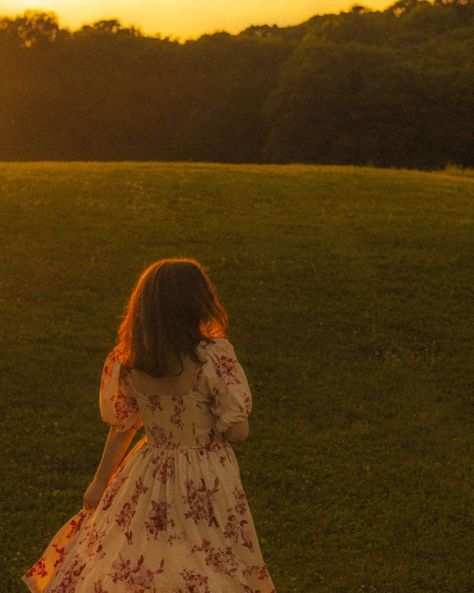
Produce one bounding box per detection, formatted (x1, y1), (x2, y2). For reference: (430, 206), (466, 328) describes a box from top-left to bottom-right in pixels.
(204, 338), (253, 434)
(99, 347), (144, 432)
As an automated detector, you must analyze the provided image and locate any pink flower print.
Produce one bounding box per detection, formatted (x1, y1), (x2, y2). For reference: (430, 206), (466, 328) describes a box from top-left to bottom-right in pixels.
(64, 510), (88, 539)
(147, 394), (163, 412)
(214, 354), (241, 385)
(138, 443), (150, 460)
(115, 502), (135, 544)
(118, 363), (129, 383)
(93, 579), (109, 593)
(233, 485), (248, 515)
(101, 474), (127, 510)
(115, 477), (149, 544)
(223, 511), (240, 542)
(170, 394), (185, 430)
(193, 391), (212, 412)
(151, 454), (176, 483)
(114, 391), (139, 422)
(145, 499), (176, 539)
(24, 556), (47, 578)
(167, 529), (187, 546)
(243, 585), (274, 593)
(191, 364), (204, 391)
(190, 539), (239, 577)
(52, 543), (66, 568)
(107, 553), (165, 591)
(240, 527), (254, 550)
(205, 426), (216, 444)
(243, 563), (273, 582)
(50, 555), (87, 593)
(183, 477), (220, 528)
(126, 555), (165, 592)
(179, 567), (211, 593)
(242, 390), (252, 414)
(223, 508), (254, 550)
(130, 476), (149, 505)
(150, 423), (176, 448)
(199, 430), (224, 452)
(108, 553), (132, 584)
(84, 527), (107, 560)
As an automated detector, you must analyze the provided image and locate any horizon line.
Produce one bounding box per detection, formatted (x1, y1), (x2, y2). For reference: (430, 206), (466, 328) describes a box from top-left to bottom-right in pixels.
(0, 4), (393, 43)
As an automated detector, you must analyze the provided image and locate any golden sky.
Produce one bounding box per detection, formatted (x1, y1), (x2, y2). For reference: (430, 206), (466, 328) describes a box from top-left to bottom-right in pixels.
(0, 1), (393, 41)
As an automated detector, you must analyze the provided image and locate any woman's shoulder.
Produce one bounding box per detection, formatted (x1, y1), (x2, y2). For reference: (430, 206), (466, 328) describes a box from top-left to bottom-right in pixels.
(197, 337), (234, 353)
(102, 345), (131, 379)
(100, 345), (127, 392)
(196, 337), (236, 359)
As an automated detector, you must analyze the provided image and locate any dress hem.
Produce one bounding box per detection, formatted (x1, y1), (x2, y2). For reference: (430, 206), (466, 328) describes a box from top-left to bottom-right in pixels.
(19, 574), (276, 593)
(19, 575), (42, 593)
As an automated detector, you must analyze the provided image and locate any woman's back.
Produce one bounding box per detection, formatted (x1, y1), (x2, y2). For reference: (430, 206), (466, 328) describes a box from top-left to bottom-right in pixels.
(100, 338), (251, 450)
(129, 354), (201, 399)
(21, 257), (277, 593)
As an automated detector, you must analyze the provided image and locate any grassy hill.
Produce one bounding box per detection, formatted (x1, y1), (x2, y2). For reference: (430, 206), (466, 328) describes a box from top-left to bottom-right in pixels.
(1, 162), (473, 593)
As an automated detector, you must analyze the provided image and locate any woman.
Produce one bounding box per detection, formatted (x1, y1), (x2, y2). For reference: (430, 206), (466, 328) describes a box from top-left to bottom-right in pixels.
(21, 256), (277, 593)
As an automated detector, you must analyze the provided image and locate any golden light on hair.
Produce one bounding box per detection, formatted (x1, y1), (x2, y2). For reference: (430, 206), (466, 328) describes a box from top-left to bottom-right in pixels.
(116, 257), (228, 378)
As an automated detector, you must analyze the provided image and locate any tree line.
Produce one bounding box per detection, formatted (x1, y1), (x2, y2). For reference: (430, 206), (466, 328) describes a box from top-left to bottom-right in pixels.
(0, 0), (472, 168)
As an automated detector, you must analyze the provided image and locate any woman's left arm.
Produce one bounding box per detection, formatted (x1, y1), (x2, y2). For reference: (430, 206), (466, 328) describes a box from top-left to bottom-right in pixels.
(83, 425), (137, 509)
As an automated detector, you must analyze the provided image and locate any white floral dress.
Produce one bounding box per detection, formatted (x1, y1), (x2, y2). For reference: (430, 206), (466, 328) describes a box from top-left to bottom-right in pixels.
(20, 338), (277, 593)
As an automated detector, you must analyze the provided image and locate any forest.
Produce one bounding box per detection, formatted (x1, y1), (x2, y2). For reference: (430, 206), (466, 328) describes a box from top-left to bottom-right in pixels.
(0, 0), (472, 168)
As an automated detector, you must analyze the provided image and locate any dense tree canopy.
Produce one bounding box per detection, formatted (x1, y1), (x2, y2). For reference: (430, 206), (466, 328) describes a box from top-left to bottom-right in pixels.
(0, 0), (472, 168)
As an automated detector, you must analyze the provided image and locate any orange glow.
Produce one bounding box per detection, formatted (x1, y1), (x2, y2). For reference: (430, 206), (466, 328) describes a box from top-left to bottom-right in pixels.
(0, 0), (393, 40)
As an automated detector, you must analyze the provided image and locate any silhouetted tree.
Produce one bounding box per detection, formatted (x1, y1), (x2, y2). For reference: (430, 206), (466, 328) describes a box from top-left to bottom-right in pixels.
(0, 3), (472, 167)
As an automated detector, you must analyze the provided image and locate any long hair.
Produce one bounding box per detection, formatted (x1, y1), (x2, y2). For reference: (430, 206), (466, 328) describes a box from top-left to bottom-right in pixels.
(116, 257), (228, 378)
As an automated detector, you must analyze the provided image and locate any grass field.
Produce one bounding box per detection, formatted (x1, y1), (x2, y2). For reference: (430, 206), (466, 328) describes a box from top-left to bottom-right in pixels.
(1, 162), (473, 593)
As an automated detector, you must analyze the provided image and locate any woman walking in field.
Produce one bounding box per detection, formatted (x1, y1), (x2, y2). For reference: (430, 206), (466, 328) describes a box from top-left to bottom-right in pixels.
(21, 257), (276, 593)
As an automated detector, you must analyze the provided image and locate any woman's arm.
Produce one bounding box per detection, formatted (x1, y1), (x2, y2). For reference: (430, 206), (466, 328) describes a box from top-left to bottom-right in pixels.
(83, 425), (137, 509)
(223, 418), (249, 443)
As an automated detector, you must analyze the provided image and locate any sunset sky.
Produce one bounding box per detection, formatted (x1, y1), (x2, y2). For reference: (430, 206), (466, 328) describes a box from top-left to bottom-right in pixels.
(0, 0), (393, 40)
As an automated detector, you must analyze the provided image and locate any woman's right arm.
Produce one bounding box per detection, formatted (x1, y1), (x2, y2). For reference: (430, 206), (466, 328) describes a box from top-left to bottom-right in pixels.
(206, 338), (253, 443)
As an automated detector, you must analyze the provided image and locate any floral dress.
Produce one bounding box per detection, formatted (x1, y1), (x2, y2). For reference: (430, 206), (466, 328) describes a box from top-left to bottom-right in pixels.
(20, 338), (277, 593)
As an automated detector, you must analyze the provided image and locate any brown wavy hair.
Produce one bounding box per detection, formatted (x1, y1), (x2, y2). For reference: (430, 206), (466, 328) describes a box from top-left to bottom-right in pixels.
(115, 257), (228, 378)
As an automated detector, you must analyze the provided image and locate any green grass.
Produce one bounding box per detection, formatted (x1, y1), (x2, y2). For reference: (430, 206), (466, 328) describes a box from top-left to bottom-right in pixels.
(1, 162), (473, 593)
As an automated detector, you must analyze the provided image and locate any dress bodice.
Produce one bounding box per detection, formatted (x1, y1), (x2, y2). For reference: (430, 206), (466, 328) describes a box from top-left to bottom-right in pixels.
(99, 338), (253, 451)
